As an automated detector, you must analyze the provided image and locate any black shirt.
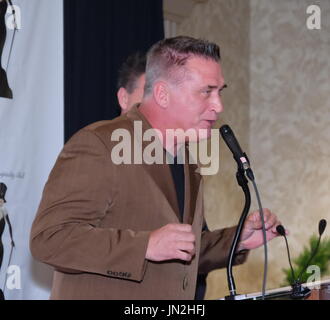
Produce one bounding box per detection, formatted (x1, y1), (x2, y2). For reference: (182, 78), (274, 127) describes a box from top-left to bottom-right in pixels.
(168, 156), (185, 222)
(168, 154), (207, 300)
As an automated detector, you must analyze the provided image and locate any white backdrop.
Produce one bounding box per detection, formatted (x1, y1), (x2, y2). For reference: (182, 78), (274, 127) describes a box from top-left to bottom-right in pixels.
(0, 0), (63, 299)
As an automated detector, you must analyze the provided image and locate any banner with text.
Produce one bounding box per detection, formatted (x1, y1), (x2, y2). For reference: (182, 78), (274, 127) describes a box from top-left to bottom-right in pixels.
(0, 0), (63, 299)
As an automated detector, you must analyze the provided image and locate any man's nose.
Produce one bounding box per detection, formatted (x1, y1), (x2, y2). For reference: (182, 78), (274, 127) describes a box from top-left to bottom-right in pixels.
(210, 95), (224, 113)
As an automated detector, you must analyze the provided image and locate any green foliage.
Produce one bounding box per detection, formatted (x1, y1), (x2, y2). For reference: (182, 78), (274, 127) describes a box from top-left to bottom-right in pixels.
(282, 236), (330, 286)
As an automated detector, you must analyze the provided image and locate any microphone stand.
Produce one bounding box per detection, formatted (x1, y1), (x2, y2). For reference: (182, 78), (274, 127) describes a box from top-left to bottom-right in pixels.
(225, 154), (251, 300)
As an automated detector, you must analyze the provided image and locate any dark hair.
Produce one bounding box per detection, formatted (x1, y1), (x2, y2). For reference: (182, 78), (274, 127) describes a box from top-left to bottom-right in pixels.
(117, 52), (146, 93)
(144, 36), (221, 96)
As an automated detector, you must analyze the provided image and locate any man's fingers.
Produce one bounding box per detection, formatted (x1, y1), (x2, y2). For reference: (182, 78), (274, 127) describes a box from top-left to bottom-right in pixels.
(175, 250), (193, 262)
(176, 241), (196, 255)
(167, 224), (195, 242)
(251, 208), (279, 230)
(260, 208), (273, 223)
(173, 231), (196, 243)
(146, 223), (197, 262)
(264, 214), (278, 230)
(168, 223), (192, 233)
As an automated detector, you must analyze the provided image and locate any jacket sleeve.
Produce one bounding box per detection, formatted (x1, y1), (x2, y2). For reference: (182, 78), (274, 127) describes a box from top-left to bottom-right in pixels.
(198, 224), (249, 274)
(30, 129), (150, 282)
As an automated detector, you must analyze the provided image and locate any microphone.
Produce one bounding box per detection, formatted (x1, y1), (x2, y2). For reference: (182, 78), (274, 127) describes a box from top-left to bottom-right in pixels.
(277, 219), (327, 299)
(220, 124), (268, 299)
(319, 219), (327, 236)
(276, 225), (296, 281)
(220, 125), (254, 180)
(219, 125), (248, 167)
(296, 219), (327, 282)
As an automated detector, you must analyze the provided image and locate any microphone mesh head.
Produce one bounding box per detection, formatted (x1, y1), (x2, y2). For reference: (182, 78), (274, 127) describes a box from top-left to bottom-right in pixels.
(319, 219), (327, 236)
(276, 225), (286, 236)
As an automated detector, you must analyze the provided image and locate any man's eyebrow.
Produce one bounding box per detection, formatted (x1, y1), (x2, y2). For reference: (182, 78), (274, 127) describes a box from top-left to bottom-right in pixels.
(206, 84), (228, 90)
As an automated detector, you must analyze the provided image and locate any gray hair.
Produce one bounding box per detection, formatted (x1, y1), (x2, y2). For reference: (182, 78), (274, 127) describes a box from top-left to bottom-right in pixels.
(144, 36), (221, 96)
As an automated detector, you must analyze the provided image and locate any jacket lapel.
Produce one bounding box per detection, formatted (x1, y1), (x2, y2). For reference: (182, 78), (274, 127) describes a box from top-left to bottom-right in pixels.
(183, 145), (202, 225)
(125, 106), (203, 224)
(126, 106), (181, 222)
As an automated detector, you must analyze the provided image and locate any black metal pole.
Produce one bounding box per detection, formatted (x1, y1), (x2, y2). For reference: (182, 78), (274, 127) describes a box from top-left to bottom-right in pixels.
(225, 167), (251, 299)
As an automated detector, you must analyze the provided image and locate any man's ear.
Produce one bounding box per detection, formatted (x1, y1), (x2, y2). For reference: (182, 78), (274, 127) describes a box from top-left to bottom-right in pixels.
(117, 87), (129, 113)
(153, 81), (169, 109)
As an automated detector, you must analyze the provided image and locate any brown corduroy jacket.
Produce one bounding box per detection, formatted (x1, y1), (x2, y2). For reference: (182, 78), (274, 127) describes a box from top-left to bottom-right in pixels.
(30, 106), (248, 300)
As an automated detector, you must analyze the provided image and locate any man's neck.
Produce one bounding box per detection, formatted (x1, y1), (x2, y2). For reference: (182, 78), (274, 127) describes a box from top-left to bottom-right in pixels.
(139, 102), (185, 157)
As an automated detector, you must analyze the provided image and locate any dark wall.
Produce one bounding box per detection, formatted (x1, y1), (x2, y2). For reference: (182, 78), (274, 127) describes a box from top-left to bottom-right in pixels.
(64, 0), (164, 141)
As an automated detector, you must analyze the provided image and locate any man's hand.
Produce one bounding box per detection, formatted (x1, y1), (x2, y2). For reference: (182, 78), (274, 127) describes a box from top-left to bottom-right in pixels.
(237, 208), (282, 251)
(146, 223), (196, 262)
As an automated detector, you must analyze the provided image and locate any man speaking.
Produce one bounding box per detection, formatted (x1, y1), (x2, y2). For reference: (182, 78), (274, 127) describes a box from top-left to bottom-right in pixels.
(30, 36), (281, 300)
